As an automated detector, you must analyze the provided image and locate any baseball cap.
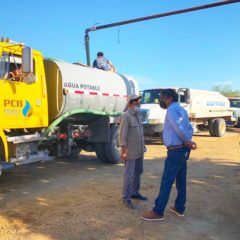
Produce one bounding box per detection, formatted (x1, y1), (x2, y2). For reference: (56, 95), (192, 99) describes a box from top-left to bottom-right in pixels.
(127, 94), (142, 104)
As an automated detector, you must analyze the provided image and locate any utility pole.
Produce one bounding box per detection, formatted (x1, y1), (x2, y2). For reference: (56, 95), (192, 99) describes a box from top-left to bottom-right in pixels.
(84, 0), (240, 66)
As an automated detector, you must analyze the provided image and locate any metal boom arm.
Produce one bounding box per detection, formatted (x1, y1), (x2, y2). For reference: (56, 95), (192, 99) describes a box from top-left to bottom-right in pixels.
(85, 0), (240, 66)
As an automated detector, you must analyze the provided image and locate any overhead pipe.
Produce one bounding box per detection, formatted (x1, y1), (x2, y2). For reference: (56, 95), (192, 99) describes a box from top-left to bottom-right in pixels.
(84, 0), (240, 66)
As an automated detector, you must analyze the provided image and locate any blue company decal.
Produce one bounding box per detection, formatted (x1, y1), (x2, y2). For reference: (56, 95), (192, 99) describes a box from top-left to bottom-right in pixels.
(206, 101), (225, 107)
(22, 100), (31, 117)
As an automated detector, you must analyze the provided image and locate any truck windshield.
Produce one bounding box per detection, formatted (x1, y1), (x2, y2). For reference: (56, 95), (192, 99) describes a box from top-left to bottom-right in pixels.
(0, 53), (24, 80)
(141, 90), (161, 104)
(0, 54), (9, 79)
(229, 99), (240, 108)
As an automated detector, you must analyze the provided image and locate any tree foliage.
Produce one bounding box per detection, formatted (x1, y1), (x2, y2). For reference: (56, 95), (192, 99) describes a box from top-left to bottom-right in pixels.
(212, 84), (240, 97)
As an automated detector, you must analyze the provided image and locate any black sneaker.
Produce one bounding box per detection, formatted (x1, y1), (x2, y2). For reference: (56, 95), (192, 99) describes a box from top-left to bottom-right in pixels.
(131, 193), (148, 201)
(122, 199), (135, 209)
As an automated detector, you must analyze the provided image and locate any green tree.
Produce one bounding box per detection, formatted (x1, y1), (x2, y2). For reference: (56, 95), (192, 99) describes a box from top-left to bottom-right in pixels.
(212, 84), (240, 97)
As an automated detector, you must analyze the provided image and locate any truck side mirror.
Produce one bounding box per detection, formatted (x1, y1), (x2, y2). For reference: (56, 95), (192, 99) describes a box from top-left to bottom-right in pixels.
(186, 89), (190, 104)
(22, 47), (33, 73)
(22, 47), (36, 84)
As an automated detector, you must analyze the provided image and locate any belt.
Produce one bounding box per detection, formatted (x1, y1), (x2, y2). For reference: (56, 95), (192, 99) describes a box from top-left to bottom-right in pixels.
(167, 144), (185, 150)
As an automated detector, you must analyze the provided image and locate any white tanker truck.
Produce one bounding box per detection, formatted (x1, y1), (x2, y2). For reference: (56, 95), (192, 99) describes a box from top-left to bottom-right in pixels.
(0, 39), (139, 175)
(140, 88), (234, 138)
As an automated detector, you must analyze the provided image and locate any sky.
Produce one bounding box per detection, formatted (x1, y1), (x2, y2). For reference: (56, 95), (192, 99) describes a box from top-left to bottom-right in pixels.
(1, 0), (240, 91)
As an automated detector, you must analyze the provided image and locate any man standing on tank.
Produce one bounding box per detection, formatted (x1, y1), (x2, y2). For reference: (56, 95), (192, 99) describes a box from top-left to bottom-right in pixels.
(119, 94), (147, 209)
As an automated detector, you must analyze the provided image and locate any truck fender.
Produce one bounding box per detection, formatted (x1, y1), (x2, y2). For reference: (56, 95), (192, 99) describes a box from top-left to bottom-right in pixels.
(0, 129), (8, 161)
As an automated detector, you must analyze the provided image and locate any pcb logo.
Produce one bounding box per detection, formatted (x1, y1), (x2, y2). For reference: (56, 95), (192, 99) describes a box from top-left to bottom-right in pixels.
(22, 100), (33, 117)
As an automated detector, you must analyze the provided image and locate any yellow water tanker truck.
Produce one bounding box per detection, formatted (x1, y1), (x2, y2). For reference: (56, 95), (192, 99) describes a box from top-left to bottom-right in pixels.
(0, 38), (139, 176)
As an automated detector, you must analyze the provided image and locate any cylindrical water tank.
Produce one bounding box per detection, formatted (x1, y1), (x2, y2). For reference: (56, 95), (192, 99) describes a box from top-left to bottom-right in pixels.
(44, 59), (139, 122)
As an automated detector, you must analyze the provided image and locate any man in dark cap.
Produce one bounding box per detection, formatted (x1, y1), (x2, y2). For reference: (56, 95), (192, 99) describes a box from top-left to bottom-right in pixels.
(92, 51), (116, 71)
(119, 94), (147, 209)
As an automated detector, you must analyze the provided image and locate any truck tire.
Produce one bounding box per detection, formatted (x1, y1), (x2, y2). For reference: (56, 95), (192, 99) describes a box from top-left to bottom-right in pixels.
(0, 162), (2, 177)
(0, 141), (4, 177)
(236, 118), (240, 128)
(214, 118), (226, 137)
(69, 147), (81, 158)
(197, 125), (207, 132)
(209, 119), (216, 136)
(104, 126), (121, 164)
(95, 143), (110, 163)
(0, 156), (2, 177)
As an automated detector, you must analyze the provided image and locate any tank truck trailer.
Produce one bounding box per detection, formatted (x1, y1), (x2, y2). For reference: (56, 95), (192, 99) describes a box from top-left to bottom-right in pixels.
(0, 38), (139, 176)
(140, 88), (234, 139)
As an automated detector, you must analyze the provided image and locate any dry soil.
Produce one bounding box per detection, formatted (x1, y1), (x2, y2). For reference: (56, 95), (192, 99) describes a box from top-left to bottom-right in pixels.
(0, 128), (239, 240)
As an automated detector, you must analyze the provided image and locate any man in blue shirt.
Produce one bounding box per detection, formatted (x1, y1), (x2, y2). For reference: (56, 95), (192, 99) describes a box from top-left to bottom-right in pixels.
(141, 89), (197, 221)
(92, 51), (116, 71)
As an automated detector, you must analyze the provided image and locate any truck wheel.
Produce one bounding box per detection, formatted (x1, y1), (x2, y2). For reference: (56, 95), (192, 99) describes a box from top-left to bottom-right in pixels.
(214, 118), (226, 137)
(95, 143), (110, 163)
(0, 162), (2, 177)
(209, 119), (216, 136)
(69, 147), (81, 158)
(104, 126), (121, 164)
(0, 157), (2, 177)
(197, 125), (207, 131)
(0, 141), (5, 176)
(0, 141), (4, 176)
(236, 118), (240, 128)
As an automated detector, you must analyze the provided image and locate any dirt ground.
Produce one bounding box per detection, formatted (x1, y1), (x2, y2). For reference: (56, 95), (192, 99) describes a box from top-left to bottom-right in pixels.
(0, 128), (239, 240)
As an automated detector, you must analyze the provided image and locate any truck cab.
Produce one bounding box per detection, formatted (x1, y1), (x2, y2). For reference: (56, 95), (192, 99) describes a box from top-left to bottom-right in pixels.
(0, 40), (49, 166)
(228, 96), (240, 127)
(140, 88), (190, 137)
(140, 88), (165, 137)
(0, 43), (48, 128)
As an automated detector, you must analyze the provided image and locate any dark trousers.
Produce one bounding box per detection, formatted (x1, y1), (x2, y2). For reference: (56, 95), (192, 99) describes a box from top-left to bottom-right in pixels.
(153, 147), (190, 215)
(122, 157), (143, 200)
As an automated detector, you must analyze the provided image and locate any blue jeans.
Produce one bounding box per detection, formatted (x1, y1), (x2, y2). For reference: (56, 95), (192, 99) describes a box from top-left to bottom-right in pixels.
(153, 147), (190, 215)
